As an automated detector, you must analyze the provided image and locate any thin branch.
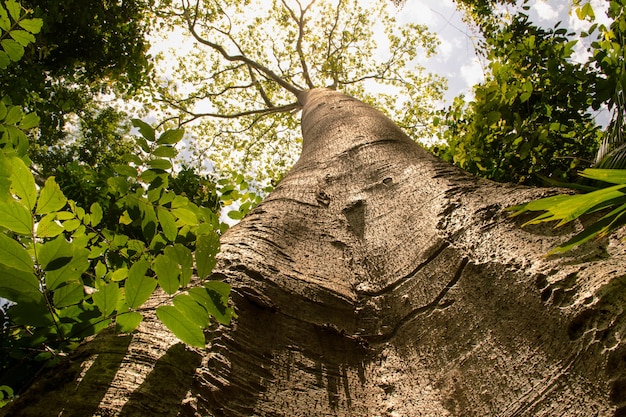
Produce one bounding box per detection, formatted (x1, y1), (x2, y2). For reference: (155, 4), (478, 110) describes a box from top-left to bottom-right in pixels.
(281, 0), (316, 89)
(183, 0), (304, 97)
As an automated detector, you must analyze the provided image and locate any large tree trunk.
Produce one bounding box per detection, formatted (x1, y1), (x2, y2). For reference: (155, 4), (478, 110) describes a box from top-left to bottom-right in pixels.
(6, 88), (626, 416)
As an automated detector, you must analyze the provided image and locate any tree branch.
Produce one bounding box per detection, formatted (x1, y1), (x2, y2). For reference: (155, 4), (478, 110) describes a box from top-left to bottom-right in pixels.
(182, 0), (304, 98)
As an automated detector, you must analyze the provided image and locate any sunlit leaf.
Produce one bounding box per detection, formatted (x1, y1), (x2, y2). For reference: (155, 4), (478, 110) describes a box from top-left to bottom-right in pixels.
(36, 177), (67, 215)
(156, 305), (205, 348)
(0, 200), (32, 234)
(125, 267), (157, 309)
(132, 119), (155, 142)
(157, 128), (184, 145)
(93, 283), (119, 317)
(116, 311), (143, 333)
(157, 206), (178, 242)
(153, 254), (180, 295)
(0, 232), (32, 272)
(196, 232), (220, 278)
(53, 282), (85, 308)
(0, 263), (41, 303)
(9, 156), (36, 210)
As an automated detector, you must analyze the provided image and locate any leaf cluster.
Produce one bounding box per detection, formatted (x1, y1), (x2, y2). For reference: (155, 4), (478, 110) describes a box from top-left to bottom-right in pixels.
(508, 169), (626, 254)
(434, 12), (601, 185)
(0, 3), (235, 399)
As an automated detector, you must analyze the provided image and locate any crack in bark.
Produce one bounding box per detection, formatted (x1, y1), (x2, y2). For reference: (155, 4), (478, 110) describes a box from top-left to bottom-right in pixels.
(366, 257), (469, 343)
(357, 241), (450, 297)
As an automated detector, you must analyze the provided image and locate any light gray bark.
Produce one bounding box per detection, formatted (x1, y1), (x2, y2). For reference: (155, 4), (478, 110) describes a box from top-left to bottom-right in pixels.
(6, 88), (626, 416)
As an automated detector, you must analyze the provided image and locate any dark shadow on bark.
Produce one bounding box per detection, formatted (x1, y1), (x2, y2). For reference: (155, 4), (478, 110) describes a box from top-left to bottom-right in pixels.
(190, 293), (371, 416)
(118, 343), (202, 417)
(1, 330), (132, 417)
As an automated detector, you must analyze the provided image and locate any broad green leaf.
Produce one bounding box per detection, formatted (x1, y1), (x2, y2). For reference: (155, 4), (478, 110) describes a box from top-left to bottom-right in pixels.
(18, 112), (39, 129)
(152, 145), (178, 158)
(42, 240), (89, 290)
(157, 206), (178, 242)
(156, 305), (205, 348)
(0, 51), (9, 69)
(0, 6), (9, 31)
(125, 266), (156, 309)
(0, 200), (32, 234)
(110, 268), (129, 282)
(4, 0), (21, 21)
(116, 311), (143, 333)
(53, 282), (85, 308)
(147, 158), (172, 170)
(3, 106), (22, 125)
(1, 39), (24, 62)
(113, 164), (138, 178)
(9, 30), (35, 46)
(165, 244), (192, 287)
(18, 18), (43, 34)
(7, 300), (52, 326)
(579, 169), (626, 185)
(172, 207), (198, 225)
(0, 263), (41, 303)
(153, 254), (180, 295)
(37, 235), (73, 270)
(0, 232), (32, 271)
(9, 156), (36, 210)
(227, 210), (244, 220)
(36, 177), (67, 214)
(62, 218), (81, 232)
(196, 232), (220, 278)
(188, 283), (233, 325)
(157, 129), (184, 145)
(172, 294), (210, 328)
(36, 213), (64, 238)
(132, 119), (155, 142)
(93, 283), (119, 317)
(90, 202), (103, 226)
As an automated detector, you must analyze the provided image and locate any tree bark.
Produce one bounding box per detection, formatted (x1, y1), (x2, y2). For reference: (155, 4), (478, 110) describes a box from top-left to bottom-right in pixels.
(6, 88), (626, 416)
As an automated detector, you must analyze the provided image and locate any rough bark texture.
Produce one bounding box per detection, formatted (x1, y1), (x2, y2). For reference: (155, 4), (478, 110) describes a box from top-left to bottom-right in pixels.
(6, 88), (626, 416)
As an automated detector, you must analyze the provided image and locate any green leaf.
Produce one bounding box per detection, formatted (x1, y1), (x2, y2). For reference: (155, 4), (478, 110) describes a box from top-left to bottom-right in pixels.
(132, 119), (155, 142)
(196, 232), (220, 278)
(7, 300), (52, 326)
(4, 0), (21, 21)
(110, 268), (128, 282)
(9, 30), (35, 46)
(0, 232), (32, 272)
(172, 207), (198, 225)
(0, 263), (41, 303)
(147, 158), (172, 170)
(0, 200), (32, 234)
(40, 239), (89, 290)
(116, 311), (143, 333)
(125, 261), (156, 309)
(172, 294), (210, 328)
(189, 283), (233, 325)
(113, 164), (138, 178)
(53, 282), (85, 308)
(90, 202), (103, 226)
(35, 177), (67, 215)
(36, 213), (64, 238)
(19, 112), (39, 129)
(579, 169), (626, 185)
(157, 129), (184, 145)
(0, 6), (10, 31)
(1, 39), (24, 62)
(0, 51), (9, 69)
(9, 156), (36, 210)
(156, 305), (205, 348)
(157, 206), (178, 242)
(227, 210), (244, 220)
(93, 283), (119, 317)
(165, 244), (192, 287)
(18, 18), (43, 34)
(152, 145), (178, 158)
(153, 254), (180, 295)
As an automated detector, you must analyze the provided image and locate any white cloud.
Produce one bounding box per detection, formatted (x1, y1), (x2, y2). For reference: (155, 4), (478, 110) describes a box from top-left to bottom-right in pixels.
(460, 57), (484, 95)
(531, 0), (559, 22)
